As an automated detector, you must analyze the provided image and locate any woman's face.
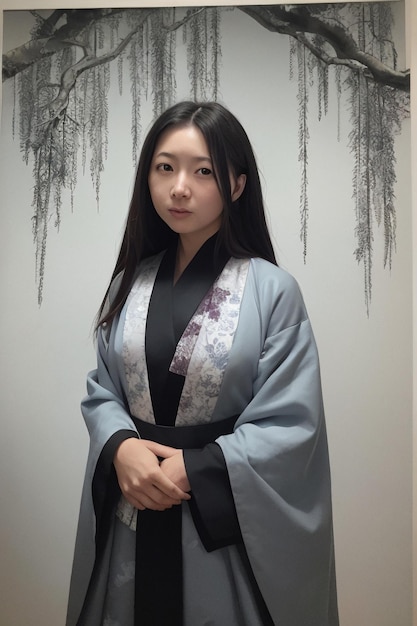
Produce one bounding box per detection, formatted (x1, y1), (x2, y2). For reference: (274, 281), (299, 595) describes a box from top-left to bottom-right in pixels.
(148, 124), (244, 249)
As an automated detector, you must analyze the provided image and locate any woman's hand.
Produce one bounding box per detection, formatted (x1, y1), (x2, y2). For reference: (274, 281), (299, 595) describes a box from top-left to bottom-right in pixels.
(113, 438), (190, 511)
(160, 452), (191, 493)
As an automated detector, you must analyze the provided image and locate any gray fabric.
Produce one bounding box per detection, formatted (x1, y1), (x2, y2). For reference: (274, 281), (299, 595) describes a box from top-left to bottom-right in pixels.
(98, 506), (264, 626)
(216, 261), (338, 625)
(182, 506), (264, 626)
(66, 257), (338, 626)
(103, 517), (135, 626)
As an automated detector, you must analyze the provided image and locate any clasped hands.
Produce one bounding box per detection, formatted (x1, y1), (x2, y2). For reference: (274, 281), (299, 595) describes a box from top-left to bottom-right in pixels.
(114, 438), (191, 512)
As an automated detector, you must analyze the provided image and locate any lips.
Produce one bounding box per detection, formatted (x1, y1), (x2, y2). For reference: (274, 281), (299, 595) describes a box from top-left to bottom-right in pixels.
(168, 208), (192, 217)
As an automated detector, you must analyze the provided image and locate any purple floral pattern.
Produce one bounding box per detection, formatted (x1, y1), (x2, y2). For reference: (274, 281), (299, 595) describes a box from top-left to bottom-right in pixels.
(123, 255), (249, 427)
(170, 285), (231, 377)
(174, 258), (250, 426)
(122, 254), (162, 425)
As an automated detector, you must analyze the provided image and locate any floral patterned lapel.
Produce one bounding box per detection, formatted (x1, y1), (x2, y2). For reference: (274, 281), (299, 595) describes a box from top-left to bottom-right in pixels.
(172, 257), (250, 426)
(123, 254), (250, 427)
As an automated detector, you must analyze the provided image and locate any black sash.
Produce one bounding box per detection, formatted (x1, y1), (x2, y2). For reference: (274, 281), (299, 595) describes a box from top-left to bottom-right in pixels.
(132, 413), (238, 448)
(133, 415), (238, 626)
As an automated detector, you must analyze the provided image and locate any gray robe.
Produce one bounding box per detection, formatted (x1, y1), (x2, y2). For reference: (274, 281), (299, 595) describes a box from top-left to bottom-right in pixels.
(67, 255), (338, 626)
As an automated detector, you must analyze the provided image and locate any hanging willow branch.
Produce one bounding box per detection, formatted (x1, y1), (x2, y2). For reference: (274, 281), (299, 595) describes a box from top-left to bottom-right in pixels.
(287, 3), (408, 310)
(295, 40), (310, 263)
(10, 8), (211, 304)
(3, 4), (410, 310)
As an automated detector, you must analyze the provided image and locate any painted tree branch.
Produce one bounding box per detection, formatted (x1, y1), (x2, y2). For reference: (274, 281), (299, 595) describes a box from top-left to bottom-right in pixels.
(48, 14), (151, 123)
(3, 5), (409, 92)
(45, 7), (205, 124)
(2, 6), (409, 311)
(295, 31), (365, 73)
(2, 8), (125, 80)
(29, 9), (67, 36)
(164, 7), (205, 32)
(239, 5), (410, 91)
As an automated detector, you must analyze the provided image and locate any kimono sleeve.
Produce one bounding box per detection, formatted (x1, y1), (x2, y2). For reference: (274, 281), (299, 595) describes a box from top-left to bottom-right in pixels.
(67, 311), (138, 626)
(82, 324), (139, 523)
(215, 271), (337, 626)
(183, 442), (241, 551)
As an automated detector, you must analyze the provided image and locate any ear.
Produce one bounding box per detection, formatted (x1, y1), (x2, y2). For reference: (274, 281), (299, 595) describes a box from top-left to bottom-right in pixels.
(231, 174), (246, 202)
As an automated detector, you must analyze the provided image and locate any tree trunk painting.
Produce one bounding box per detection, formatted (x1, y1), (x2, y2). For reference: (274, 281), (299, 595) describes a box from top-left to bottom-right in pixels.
(2, 5), (410, 310)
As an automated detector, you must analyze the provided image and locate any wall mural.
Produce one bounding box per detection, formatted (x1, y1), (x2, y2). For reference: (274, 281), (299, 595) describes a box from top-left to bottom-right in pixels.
(2, 4), (410, 310)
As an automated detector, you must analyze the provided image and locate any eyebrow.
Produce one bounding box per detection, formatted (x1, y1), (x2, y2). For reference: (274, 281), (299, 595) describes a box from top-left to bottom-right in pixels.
(154, 151), (212, 164)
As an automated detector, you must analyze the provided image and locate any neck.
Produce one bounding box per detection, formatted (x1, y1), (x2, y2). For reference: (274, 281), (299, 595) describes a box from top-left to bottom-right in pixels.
(174, 238), (196, 283)
(174, 232), (218, 283)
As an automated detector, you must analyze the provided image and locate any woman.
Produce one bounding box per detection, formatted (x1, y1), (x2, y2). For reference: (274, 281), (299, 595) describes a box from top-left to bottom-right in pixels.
(67, 101), (338, 626)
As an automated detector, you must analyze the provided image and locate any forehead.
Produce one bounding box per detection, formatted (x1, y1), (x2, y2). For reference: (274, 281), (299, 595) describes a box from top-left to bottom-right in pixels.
(153, 123), (211, 158)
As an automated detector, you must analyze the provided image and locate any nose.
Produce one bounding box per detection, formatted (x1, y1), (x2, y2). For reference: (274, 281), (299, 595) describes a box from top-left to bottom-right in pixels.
(171, 173), (190, 198)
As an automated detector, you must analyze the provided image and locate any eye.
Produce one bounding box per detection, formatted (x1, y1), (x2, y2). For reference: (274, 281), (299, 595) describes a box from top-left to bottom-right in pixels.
(198, 167), (212, 176)
(157, 163), (173, 172)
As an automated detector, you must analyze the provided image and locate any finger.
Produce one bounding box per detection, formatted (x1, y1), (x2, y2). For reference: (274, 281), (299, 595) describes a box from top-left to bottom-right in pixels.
(140, 493), (178, 511)
(122, 478), (185, 508)
(140, 463), (190, 500)
(125, 481), (185, 503)
(130, 483), (183, 507)
(142, 440), (181, 459)
(127, 496), (161, 511)
(152, 471), (191, 500)
(123, 490), (176, 511)
(130, 492), (180, 512)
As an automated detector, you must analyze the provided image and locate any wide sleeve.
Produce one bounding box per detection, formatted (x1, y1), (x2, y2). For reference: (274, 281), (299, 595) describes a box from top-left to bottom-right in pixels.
(214, 268), (338, 625)
(183, 443), (241, 551)
(67, 310), (139, 626)
(81, 324), (139, 523)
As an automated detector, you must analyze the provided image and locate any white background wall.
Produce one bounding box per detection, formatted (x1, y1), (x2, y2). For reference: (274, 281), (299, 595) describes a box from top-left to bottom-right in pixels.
(0, 2), (415, 625)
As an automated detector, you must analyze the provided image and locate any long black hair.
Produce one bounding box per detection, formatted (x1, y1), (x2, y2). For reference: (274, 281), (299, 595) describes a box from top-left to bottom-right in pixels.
(97, 101), (277, 328)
